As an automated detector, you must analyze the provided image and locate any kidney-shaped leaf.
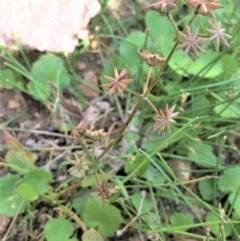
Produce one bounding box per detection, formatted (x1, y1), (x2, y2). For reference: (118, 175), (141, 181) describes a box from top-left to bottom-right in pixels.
(31, 54), (70, 90)
(82, 196), (123, 238)
(16, 183), (39, 201)
(44, 218), (77, 241)
(218, 166), (240, 193)
(23, 169), (52, 194)
(0, 174), (27, 217)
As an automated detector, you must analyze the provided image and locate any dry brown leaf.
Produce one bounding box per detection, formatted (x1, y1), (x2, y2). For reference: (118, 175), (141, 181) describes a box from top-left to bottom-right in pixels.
(80, 71), (99, 98)
(0, 214), (10, 233)
(60, 98), (83, 115)
(3, 131), (37, 163)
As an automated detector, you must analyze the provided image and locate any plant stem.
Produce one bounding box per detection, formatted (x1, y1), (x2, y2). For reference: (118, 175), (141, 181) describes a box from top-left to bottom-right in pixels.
(76, 136), (102, 173)
(143, 66), (152, 94)
(166, 13), (179, 34)
(59, 204), (88, 232)
(97, 42), (177, 161)
(125, 88), (158, 113)
(55, 180), (82, 199)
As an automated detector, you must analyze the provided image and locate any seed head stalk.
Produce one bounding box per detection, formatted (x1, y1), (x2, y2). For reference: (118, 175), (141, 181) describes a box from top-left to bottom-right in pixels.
(97, 8), (204, 162)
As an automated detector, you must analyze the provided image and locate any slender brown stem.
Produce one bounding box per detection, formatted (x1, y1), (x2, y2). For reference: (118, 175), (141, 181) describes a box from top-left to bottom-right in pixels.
(55, 180), (82, 199)
(125, 88), (158, 113)
(59, 204), (88, 232)
(76, 136), (102, 173)
(143, 66), (152, 94)
(144, 97), (158, 114)
(166, 13), (179, 34)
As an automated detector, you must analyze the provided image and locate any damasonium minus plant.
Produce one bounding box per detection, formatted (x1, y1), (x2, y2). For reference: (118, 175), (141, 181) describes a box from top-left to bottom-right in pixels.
(100, 0), (232, 140)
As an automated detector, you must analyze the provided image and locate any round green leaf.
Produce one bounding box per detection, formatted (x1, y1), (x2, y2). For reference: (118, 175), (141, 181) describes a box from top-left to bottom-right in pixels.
(198, 178), (218, 201)
(218, 166), (240, 193)
(131, 192), (153, 215)
(82, 196), (123, 238)
(170, 212), (193, 231)
(187, 142), (218, 167)
(23, 169), (52, 194)
(125, 154), (150, 176)
(0, 69), (17, 89)
(16, 183), (38, 201)
(44, 218), (77, 241)
(206, 212), (232, 236)
(0, 173), (27, 217)
(31, 54), (70, 90)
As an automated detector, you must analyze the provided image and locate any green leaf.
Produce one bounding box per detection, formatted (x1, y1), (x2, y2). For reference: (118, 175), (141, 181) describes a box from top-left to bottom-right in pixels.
(220, 54), (238, 80)
(131, 193), (153, 215)
(27, 81), (51, 101)
(146, 167), (166, 185)
(6, 151), (36, 175)
(125, 154), (150, 176)
(206, 212), (232, 236)
(198, 178), (215, 201)
(0, 174), (27, 217)
(81, 173), (111, 188)
(23, 169), (53, 194)
(145, 11), (174, 46)
(31, 54), (70, 90)
(119, 31), (148, 76)
(72, 193), (90, 215)
(44, 218), (77, 241)
(229, 193), (240, 215)
(82, 196), (123, 238)
(218, 166), (240, 193)
(16, 183), (38, 201)
(145, 12), (223, 78)
(170, 212), (193, 231)
(187, 142), (218, 167)
(0, 69), (23, 89)
(142, 212), (160, 229)
(82, 228), (104, 241)
(214, 102), (240, 118)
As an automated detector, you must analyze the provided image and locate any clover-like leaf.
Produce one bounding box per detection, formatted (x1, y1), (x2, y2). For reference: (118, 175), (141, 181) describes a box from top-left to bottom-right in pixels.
(125, 154), (150, 176)
(188, 142), (218, 167)
(131, 193), (153, 215)
(44, 218), (77, 241)
(82, 195), (123, 238)
(0, 174), (28, 217)
(170, 212), (194, 231)
(0, 69), (23, 89)
(206, 212), (232, 236)
(23, 169), (53, 194)
(16, 183), (39, 201)
(218, 166), (240, 193)
(31, 54), (70, 90)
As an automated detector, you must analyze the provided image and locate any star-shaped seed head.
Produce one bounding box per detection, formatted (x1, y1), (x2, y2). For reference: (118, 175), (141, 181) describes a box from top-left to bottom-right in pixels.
(101, 68), (133, 98)
(207, 20), (232, 51)
(176, 25), (208, 58)
(153, 104), (179, 135)
(144, 0), (180, 13)
(137, 50), (166, 66)
(185, 0), (223, 18)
